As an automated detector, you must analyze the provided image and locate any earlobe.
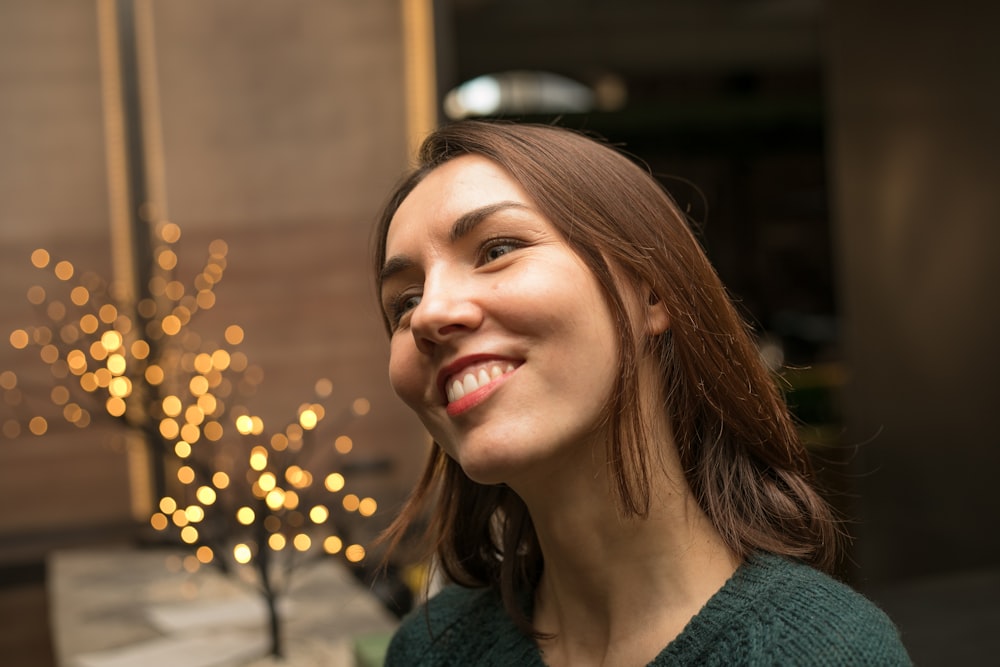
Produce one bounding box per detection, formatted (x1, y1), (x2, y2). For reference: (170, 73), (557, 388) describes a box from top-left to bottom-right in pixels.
(645, 294), (671, 335)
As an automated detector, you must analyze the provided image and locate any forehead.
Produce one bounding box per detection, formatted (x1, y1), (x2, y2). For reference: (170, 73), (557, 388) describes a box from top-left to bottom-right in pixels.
(385, 155), (531, 249)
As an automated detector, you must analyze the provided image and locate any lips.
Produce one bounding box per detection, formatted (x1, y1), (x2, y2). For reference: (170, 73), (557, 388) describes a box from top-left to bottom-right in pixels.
(445, 361), (517, 403)
(439, 357), (520, 416)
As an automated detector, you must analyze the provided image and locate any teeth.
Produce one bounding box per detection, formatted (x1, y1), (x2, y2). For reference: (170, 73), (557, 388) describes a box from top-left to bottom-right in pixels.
(445, 362), (516, 403)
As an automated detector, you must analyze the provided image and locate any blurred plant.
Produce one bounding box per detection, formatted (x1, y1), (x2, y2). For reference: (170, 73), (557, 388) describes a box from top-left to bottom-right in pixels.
(1, 220), (377, 658)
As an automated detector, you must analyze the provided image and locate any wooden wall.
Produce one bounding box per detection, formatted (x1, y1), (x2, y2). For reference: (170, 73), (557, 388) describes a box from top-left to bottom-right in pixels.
(0, 0), (426, 565)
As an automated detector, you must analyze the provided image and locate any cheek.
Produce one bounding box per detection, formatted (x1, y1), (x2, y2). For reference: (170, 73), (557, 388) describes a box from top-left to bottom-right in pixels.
(387, 340), (424, 408)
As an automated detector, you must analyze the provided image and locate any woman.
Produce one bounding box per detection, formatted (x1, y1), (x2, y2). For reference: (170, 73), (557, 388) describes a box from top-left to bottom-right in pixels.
(373, 121), (910, 666)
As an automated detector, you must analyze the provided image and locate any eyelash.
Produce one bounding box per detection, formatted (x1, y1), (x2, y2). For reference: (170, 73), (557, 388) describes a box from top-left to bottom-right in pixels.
(385, 236), (526, 329)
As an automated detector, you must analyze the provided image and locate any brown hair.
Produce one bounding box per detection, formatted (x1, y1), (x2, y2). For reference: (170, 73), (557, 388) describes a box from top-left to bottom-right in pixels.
(372, 120), (843, 626)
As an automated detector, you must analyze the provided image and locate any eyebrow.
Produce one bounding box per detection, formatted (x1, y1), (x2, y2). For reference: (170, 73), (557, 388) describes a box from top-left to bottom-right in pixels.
(379, 200), (530, 285)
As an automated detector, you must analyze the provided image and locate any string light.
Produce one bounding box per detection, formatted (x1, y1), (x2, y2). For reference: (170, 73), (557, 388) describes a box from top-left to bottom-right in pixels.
(3, 225), (380, 646)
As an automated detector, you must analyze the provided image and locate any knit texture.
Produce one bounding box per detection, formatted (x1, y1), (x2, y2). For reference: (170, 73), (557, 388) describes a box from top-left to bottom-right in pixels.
(385, 553), (912, 666)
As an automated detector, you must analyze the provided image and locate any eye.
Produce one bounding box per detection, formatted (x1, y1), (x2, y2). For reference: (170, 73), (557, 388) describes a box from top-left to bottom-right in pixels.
(480, 238), (522, 265)
(387, 292), (421, 328)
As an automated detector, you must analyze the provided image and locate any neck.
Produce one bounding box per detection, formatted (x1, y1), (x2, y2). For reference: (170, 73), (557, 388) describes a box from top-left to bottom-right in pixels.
(515, 439), (739, 667)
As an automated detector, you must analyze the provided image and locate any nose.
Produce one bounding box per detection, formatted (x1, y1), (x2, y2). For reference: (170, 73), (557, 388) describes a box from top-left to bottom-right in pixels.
(409, 273), (483, 354)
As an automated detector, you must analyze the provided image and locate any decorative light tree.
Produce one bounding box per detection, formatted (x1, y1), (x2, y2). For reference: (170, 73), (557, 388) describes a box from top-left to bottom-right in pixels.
(1, 220), (378, 658)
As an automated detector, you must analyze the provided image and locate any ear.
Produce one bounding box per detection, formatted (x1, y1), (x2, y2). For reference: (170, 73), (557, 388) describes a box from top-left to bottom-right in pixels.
(644, 292), (671, 335)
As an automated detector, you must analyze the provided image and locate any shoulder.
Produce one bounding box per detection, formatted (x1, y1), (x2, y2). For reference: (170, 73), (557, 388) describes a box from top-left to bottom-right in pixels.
(729, 554), (912, 665)
(663, 554), (911, 666)
(384, 585), (539, 667)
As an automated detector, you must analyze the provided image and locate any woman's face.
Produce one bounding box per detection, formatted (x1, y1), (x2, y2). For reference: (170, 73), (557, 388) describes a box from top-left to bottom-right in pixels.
(379, 155), (622, 487)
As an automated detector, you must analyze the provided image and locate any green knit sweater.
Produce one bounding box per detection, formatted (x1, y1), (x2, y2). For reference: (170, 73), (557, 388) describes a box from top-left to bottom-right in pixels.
(385, 553), (911, 666)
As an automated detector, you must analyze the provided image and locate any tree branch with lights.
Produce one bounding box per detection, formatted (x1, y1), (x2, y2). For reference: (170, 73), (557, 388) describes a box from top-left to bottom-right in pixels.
(2, 221), (378, 658)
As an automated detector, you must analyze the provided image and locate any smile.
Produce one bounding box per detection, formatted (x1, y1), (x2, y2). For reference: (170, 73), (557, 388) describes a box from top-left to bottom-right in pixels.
(445, 361), (515, 403)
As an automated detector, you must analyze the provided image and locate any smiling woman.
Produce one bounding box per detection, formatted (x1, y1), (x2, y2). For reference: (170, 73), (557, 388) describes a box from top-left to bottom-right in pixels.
(371, 121), (911, 666)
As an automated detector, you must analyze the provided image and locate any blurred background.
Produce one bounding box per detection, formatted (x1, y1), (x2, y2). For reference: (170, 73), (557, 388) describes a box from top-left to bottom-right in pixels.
(1, 0), (998, 665)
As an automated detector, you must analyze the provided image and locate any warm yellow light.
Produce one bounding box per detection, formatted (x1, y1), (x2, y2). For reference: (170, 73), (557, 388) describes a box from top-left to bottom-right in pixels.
(31, 248), (50, 268)
(209, 349), (230, 371)
(233, 543), (252, 564)
(131, 340), (150, 359)
(54, 260), (74, 280)
(283, 490), (300, 510)
(189, 375), (209, 396)
(180, 423), (200, 443)
(150, 513), (168, 531)
(197, 393), (218, 414)
(159, 418), (179, 440)
(106, 396), (126, 417)
(100, 330), (123, 352)
(160, 221), (182, 243)
(309, 505), (329, 524)
(87, 343), (107, 365)
(203, 420), (223, 441)
(40, 344), (59, 364)
(258, 472), (277, 492)
(93, 368), (112, 387)
(325, 473), (345, 493)
(342, 494), (360, 512)
(145, 365), (165, 385)
(162, 395), (182, 417)
(79, 373), (98, 392)
(196, 545), (213, 564)
(185, 505), (205, 523)
(323, 536), (343, 554)
(172, 509), (189, 527)
(249, 446), (268, 471)
(9, 329), (29, 350)
(236, 506), (256, 525)
(161, 315), (181, 336)
(224, 325), (244, 345)
(351, 397), (371, 416)
(166, 284), (186, 304)
(212, 471), (230, 489)
(268, 533), (286, 551)
(63, 403), (81, 422)
(174, 441), (191, 458)
(334, 435), (353, 454)
(358, 498), (378, 517)
(108, 377), (131, 398)
(28, 417), (47, 436)
(177, 465), (195, 485)
(265, 489), (285, 510)
(196, 486), (217, 505)
(270, 433), (288, 451)
(299, 409), (318, 430)
(184, 405), (205, 426)
(193, 353), (212, 374)
(159, 497), (177, 513)
(293, 534), (311, 552)
(98, 304), (117, 324)
(250, 416), (264, 435)
(195, 290), (216, 310)
(234, 417), (254, 438)
(107, 354), (126, 375)
(345, 544), (366, 563)
(180, 526), (199, 544)
(209, 239), (228, 257)
(157, 249), (178, 271)
(70, 286), (89, 306)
